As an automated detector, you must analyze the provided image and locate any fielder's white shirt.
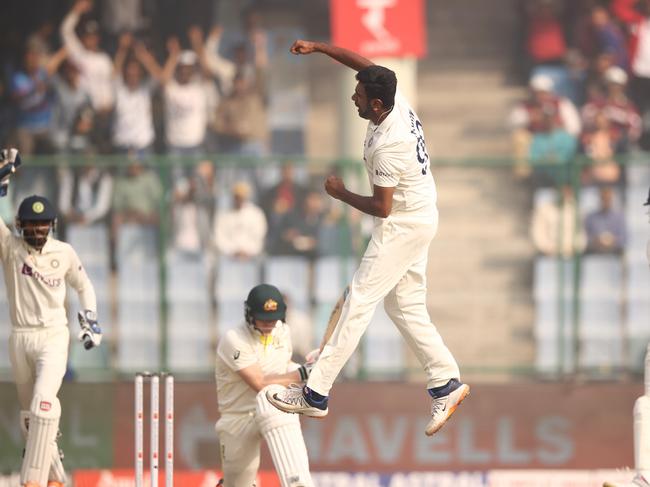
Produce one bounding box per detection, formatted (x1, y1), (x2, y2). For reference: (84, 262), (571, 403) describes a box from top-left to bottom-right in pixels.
(164, 80), (208, 148)
(215, 321), (293, 414)
(363, 90), (437, 219)
(0, 218), (96, 329)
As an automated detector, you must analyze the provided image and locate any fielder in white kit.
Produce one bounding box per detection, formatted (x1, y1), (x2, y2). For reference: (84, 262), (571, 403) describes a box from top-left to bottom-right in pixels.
(267, 40), (469, 436)
(604, 186), (650, 487)
(0, 149), (102, 487)
(215, 284), (315, 487)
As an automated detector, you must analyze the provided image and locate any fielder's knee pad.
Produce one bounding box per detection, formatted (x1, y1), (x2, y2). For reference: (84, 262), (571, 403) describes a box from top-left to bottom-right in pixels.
(255, 386), (313, 487)
(21, 394), (61, 487)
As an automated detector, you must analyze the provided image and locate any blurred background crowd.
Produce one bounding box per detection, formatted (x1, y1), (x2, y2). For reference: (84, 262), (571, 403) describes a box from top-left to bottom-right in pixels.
(0, 0), (647, 383)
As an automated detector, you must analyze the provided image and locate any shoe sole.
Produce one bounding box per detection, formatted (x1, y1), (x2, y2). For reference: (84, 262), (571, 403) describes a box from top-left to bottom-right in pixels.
(425, 384), (470, 436)
(265, 390), (328, 418)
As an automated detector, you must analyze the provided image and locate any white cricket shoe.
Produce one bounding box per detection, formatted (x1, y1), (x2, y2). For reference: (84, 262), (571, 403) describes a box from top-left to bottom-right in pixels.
(425, 381), (470, 436)
(603, 474), (650, 487)
(266, 384), (328, 418)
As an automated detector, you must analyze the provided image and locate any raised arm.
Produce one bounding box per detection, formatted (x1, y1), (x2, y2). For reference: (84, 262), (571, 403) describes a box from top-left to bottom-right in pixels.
(201, 25), (235, 92)
(159, 37), (181, 85)
(133, 42), (163, 81)
(60, 0), (93, 61)
(45, 46), (68, 77)
(113, 32), (133, 78)
(289, 39), (374, 72)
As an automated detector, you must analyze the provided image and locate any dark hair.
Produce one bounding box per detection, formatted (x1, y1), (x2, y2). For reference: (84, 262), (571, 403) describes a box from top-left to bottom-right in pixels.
(356, 65), (397, 108)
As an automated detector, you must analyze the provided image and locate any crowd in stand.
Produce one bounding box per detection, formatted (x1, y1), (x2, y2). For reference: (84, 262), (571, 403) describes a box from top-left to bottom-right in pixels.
(0, 0), (351, 274)
(512, 0), (650, 258)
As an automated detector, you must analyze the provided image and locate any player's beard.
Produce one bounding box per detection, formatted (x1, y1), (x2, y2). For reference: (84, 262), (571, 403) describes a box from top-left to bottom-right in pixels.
(357, 103), (373, 120)
(22, 225), (50, 250)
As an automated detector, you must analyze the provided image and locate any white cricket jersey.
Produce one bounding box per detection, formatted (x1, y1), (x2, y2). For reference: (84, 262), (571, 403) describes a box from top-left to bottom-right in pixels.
(363, 89), (437, 218)
(215, 321), (293, 414)
(0, 218), (96, 329)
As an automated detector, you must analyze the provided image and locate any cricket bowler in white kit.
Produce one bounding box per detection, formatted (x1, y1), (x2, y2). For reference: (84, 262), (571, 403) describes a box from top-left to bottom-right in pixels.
(215, 284), (315, 487)
(604, 186), (650, 487)
(0, 149), (102, 487)
(267, 40), (469, 436)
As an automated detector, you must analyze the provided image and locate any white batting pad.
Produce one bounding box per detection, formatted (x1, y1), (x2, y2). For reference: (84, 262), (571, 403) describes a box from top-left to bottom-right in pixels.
(21, 394), (61, 487)
(19, 409), (66, 484)
(256, 386), (313, 487)
(635, 395), (650, 471)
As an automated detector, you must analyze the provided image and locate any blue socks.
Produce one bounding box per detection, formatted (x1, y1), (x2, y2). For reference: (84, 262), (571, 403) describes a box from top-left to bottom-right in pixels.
(428, 378), (462, 398)
(303, 386), (328, 410)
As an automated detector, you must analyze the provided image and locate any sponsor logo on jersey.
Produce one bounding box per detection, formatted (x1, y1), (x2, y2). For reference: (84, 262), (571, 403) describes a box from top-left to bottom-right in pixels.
(263, 299), (277, 311)
(233, 350), (240, 360)
(40, 401), (51, 411)
(375, 169), (391, 178)
(21, 263), (63, 288)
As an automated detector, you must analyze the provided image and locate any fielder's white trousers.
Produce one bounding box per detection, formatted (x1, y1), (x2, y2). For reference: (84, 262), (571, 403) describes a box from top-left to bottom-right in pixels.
(307, 211), (460, 396)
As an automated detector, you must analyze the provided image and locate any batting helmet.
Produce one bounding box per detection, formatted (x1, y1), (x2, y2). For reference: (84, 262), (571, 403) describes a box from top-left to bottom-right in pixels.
(244, 284), (287, 326)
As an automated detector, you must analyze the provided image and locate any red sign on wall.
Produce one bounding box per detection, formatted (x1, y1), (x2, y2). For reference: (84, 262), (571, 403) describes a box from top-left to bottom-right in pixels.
(331, 0), (426, 58)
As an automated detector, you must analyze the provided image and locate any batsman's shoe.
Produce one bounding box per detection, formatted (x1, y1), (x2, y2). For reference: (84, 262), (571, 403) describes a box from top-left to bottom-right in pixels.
(425, 379), (470, 436)
(603, 474), (650, 487)
(266, 384), (328, 418)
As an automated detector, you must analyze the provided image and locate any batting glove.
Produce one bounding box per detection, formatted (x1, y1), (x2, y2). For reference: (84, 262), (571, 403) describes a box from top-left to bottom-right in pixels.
(77, 310), (102, 350)
(0, 148), (20, 198)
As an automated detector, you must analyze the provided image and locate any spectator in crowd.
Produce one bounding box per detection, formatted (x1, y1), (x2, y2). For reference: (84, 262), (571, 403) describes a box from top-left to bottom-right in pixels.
(212, 70), (267, 155)
(581, 66), (642, 153)
(612, 0), (650, 148)
(61, 0), (114, 152)
(268, 189), (324, 260)
(585, 186), (626, 254)
(524, 0), (568, 69)
(9, 42), (67, 154)
(110, 157), (163, 239)
(52, 60), (94, 154)
(575, 5), (629, 70)
(580, 111), (623, 186)
(213, 180), (267, 260)
(171, 160), (218, 255)
(58, 164), (113, 227)
(260, 163), (307, 231)
(160, 37), (211, 159)
(111, 33), (159, 156)
(26, 20), (56, 66)
(583, 51), (618, 103)
(190, 25), (235, 97)
(530, 184), (587, 257)
(509, 74), (581, 178)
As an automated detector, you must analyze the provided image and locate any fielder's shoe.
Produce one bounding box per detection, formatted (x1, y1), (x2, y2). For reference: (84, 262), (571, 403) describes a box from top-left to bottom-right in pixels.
(603, 474), (650, 487)
(425, 379), (470, 436)
(266, 384), (328, 418)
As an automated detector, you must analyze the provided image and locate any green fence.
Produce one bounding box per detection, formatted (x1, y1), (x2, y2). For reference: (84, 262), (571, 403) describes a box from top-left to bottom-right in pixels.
(0, 153), (648, 382)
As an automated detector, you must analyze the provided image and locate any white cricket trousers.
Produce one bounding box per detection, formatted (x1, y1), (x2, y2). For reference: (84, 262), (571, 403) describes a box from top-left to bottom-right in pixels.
(9, 326), (69, 409)
(307, 211), (460, 396)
